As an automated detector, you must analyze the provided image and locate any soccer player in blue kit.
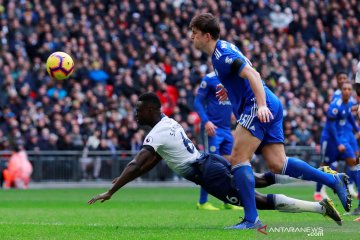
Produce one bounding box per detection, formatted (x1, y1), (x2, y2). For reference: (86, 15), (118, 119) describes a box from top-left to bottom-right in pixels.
(315, 71), (360, 202)
(189, 13), (351, 229)
(194, 72), (242, 210)
(318, 79), (360, 215)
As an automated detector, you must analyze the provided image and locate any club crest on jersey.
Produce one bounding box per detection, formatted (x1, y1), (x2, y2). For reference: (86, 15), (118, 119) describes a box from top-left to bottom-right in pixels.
(225, 56), (233, 64)
(332, 108), (338, 115)
(145, 136), (153, 144)
(200, 81), (207, 88)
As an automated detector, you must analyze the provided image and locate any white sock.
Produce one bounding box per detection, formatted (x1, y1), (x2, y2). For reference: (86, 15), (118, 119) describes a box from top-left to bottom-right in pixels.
(349, 183), (357, 193)
(274, 194), (324, 214)
(274, 174), (303, 184)
(320, 185), (329, 198)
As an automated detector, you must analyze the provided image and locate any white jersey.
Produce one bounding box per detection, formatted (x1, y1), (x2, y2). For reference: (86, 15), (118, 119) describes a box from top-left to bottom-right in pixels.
(143, 116), (201, 176)
(356, 62), (360, 84)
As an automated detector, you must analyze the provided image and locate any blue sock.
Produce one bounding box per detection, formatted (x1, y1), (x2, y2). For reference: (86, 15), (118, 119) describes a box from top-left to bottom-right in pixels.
(315, 164), (336, 192)
(199, 187), (208, 204)
(346, 166), (355, 185)
(232, 164), (258, 223)
(350, 165), (360, 207)
(315, 182), (323, 192)
(284, 157), (336, 188)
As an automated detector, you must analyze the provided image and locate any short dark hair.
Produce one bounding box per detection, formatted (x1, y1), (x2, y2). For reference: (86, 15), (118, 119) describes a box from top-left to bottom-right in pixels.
(189, 13), (220, 40)
(336, 69), (347, 76)
(138, 92), (161, 109)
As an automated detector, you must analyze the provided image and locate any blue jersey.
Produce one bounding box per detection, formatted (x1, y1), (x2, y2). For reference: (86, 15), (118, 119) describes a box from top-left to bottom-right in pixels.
(211, 40), (277, 119)
(194, 72), (233, 155)
(331, 90), (358, 132)
(194, 72), (232, 129)
(330, 90), (359, 152)
(211, 40), (284, 145)
(322, 98), (354, 146)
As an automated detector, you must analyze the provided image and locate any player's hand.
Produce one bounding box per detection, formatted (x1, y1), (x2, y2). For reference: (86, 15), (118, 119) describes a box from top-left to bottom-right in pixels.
(338, 144), (346, 152)
(88, 191), (112, 205)
(216, 84), (228, 102)
(204, 121), (217, 136)
(357, 105), (360, 119)
(257, 106), (273, 123)
(356, 132), (360, 140)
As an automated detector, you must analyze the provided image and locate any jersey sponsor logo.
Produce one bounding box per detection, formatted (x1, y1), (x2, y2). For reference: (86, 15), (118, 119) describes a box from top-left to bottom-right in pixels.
(218, 100), (231, 105)
(332, 108), (338, 115)
(145, 136), (153, 144)
(225, 56), (233, 64)
(200, 81), (207, 89)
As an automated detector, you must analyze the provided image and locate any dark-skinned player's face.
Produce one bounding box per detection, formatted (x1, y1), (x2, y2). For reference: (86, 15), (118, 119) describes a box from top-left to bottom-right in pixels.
(135, 101), (155, 126)
(341, 83), (352, 102)
(336, 73), (348, 87)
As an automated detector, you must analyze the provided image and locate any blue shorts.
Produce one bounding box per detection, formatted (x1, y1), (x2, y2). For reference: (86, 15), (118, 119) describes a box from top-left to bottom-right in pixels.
(184, 153), (241, 206)
(206, 128), (233, 155)
(237, 92), (284, 146)
(321, 139), (356, 165)
(345, 132), (359, 153)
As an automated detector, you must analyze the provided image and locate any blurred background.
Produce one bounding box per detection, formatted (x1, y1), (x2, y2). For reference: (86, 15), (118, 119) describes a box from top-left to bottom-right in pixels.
(0, 0), (359, 184)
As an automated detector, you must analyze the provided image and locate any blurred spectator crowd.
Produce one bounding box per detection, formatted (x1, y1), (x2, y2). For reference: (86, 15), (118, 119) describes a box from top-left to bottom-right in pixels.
(0, 0), (359, 153)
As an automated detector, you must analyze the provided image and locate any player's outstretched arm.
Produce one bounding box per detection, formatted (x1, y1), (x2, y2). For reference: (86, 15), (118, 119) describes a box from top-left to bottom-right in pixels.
(88, 148), (161, 205)
(240, 65), (273, 123)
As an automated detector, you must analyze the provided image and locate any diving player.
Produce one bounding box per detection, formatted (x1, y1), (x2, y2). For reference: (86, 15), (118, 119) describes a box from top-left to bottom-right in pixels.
(88, 92), (343, 226)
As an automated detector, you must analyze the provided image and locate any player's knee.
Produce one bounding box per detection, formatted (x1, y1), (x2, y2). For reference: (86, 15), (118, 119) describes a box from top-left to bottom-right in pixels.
(346, 158), (357, 167)
(267, 161), (283, 174)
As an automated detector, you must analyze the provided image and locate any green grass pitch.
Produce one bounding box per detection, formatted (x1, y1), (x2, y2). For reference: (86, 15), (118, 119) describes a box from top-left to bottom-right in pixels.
(0, 185), (358, 240)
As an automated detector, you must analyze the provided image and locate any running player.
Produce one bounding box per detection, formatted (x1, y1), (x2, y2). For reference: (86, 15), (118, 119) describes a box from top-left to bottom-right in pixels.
(189, 13), (351, 229)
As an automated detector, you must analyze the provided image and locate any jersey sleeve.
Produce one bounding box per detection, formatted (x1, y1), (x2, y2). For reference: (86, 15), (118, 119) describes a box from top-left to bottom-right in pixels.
(194, 77), (210, 125)
(327, 103), (339, 119)
(326, 103), (340, 146)
(348, 113), (360, 132)
(143, 133), (162, 152)
(215, 45), (250, 77)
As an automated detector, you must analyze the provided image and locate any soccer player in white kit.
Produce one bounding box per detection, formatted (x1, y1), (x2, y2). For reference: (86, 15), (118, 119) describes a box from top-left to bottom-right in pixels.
(88, 92), (342, 226)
